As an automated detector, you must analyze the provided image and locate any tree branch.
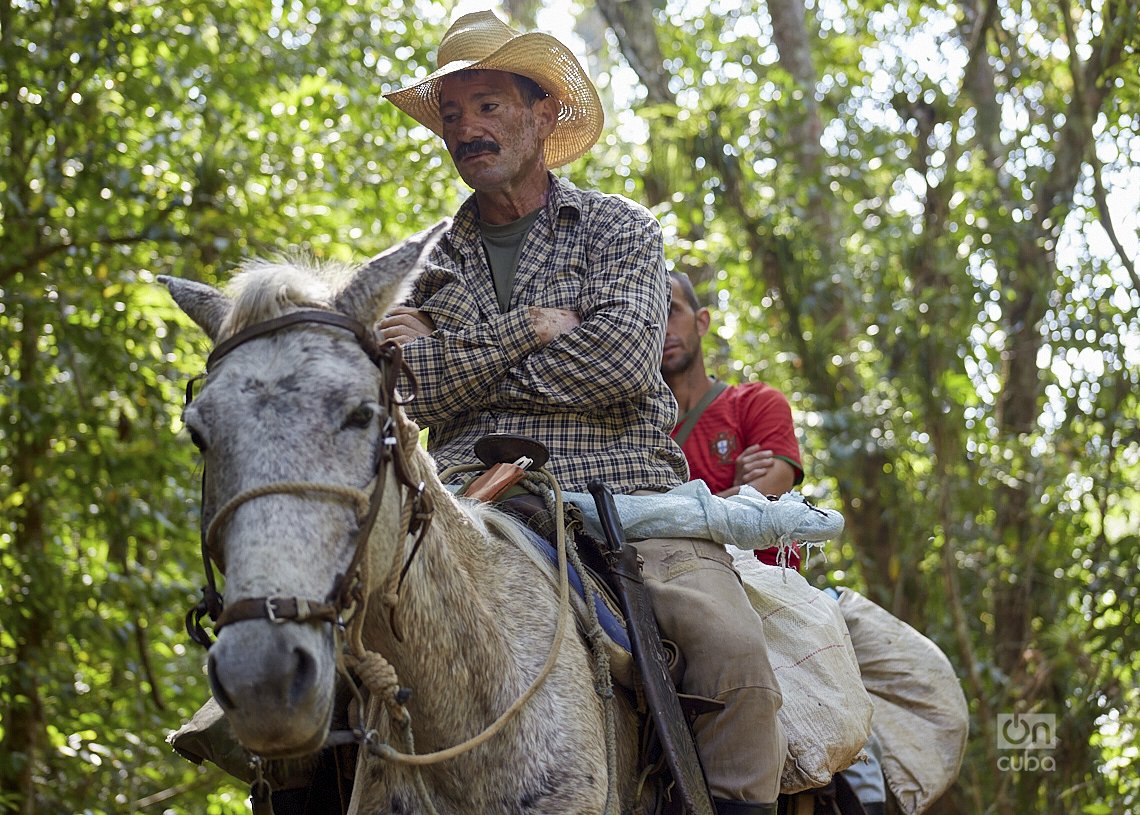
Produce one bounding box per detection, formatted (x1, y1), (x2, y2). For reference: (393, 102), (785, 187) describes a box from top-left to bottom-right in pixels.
(1037, 0), (1130, 230)
(1089, 157), (1140, 295)
(960, 0), (1003, 168)
(0, 224), (188, 287)
(593, 0), (673, 105)
(131, 771), (224, 809)
(135, 618), (167, 711)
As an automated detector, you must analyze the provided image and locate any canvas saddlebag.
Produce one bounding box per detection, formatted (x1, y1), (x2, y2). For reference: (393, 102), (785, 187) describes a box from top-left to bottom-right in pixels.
(732, 553), (874, 794)
(836, 587), (969, 814)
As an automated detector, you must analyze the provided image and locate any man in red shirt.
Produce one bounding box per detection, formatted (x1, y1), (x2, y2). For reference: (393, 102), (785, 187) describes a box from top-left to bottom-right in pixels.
(662, 270), (805, 568)
(663, 272), (889, 815)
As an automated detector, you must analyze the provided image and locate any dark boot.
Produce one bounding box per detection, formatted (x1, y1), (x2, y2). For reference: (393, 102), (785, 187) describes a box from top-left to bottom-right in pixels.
(714, 799), (779, 815)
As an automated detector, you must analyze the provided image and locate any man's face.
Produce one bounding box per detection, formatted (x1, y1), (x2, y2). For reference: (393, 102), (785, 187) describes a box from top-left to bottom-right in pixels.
(438, 71), (555, 192)
(662, 277), (708, 377)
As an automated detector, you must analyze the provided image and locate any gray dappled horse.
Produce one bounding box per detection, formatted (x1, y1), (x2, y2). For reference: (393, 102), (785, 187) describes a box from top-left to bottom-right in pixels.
(161, 223), (655, 814)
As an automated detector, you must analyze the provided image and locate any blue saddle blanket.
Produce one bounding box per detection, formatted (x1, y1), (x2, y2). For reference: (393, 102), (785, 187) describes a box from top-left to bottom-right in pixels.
(519, 526), (631, 655)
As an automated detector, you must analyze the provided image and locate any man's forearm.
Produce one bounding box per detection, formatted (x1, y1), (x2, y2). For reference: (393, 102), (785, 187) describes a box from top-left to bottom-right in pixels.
(398, 307), (542, 425)
(489, 229), (668, 410)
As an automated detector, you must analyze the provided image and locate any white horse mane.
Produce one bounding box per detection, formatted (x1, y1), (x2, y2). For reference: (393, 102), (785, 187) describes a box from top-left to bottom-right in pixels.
(463, 499), (550, 570)
(219, 256), (357, 340)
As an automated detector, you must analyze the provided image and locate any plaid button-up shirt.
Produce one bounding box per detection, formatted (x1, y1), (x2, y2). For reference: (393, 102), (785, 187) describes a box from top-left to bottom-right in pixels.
(400, 174), (689, 494)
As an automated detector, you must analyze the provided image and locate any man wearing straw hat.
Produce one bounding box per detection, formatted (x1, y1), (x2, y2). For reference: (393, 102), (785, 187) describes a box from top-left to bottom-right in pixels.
(381, 11), (785, 814)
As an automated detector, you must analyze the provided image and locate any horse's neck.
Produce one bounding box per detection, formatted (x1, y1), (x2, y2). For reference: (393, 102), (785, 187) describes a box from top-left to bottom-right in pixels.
(361, 455), (545, 743)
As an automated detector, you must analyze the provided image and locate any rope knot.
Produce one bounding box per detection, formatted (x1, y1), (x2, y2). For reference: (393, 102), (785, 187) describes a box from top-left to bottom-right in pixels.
(350, 651), (401, 704)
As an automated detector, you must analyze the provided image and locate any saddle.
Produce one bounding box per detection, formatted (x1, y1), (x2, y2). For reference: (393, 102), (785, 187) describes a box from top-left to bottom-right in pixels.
(468, 438), (873, 815)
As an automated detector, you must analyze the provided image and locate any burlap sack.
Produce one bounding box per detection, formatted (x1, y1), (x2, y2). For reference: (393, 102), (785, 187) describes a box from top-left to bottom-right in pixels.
(733, 553), (874, 794)
(836, 588), (968, 814)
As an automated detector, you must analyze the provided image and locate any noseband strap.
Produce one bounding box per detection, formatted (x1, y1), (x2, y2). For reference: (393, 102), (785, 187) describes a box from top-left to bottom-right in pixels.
(218, 596), (340, 628)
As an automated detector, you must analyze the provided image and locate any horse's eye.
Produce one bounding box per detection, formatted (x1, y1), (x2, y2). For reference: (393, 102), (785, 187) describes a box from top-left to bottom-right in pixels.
(343, 403), (375, 429)
(187, 426), (208, 451)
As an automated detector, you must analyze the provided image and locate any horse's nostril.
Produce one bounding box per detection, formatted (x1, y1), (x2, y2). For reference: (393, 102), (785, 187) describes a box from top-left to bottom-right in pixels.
(289, 647), (317, 707)
(207, 652), (237, 711)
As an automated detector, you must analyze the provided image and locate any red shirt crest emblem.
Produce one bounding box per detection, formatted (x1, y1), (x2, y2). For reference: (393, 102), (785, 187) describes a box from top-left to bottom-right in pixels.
(710, 431), (738, 464)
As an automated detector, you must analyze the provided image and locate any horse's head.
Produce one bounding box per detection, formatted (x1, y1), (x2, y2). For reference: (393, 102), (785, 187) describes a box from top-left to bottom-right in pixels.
(160, 221), (447, 758)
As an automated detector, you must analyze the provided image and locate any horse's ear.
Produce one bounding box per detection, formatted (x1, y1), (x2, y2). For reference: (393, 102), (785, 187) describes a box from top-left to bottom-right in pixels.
(157, 275), (232, 342)
(335, 219), (451, 325)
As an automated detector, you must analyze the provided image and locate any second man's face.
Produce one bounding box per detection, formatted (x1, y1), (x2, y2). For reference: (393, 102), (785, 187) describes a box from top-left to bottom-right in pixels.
(662, 278), (707, 377)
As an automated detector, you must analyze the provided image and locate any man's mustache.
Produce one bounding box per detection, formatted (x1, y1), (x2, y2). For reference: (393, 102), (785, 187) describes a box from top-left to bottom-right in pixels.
(454, 139), (501, 159)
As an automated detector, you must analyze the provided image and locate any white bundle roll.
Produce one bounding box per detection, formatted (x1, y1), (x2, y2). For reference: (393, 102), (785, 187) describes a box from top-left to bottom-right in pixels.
(567, 481), (845, 552)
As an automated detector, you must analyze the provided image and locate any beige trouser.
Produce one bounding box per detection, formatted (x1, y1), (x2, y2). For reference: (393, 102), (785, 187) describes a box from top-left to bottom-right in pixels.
(636, 535), (787, 804)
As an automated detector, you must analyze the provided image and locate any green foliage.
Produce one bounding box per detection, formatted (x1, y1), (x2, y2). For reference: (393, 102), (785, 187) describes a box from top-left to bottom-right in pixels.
(0, 1), (460, 811)
(608, 0), (1139, 812)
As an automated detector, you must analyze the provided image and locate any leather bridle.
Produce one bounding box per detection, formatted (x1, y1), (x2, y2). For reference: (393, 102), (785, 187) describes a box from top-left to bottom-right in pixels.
(182, 309), (434, 649)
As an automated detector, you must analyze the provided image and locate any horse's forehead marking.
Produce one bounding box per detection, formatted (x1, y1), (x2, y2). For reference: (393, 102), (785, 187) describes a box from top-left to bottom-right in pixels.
(222, 375), (360, 426)
(193, 336), (380, 454)
(214, 333), (368, 399)
(323, 386), (361, 418)
(230, 371), (310, 405)
(273, 373), (301, 392)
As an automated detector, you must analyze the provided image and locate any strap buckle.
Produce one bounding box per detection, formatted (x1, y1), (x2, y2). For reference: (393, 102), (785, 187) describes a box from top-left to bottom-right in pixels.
(266, 597), (291, 624)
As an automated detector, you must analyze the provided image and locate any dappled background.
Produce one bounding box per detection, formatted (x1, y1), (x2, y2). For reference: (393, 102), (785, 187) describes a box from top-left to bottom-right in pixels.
(1, 0), (1136, 812)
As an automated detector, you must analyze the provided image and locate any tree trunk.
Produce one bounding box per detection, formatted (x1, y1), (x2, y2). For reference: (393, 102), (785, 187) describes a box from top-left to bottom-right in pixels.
(598, 0), (912, 611)
(0, 310), (49, 815)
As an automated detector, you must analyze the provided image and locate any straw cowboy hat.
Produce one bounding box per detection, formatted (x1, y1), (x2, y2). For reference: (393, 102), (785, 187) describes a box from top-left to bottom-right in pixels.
(384, 10), (604, 168)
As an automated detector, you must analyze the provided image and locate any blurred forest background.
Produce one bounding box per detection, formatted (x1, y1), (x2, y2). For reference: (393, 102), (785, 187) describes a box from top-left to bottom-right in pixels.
(1, 0), (1137, 812)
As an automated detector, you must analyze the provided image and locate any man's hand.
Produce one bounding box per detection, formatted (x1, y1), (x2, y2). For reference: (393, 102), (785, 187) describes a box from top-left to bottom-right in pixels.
(715, 445), (797, 498)
(529, 306), (580, 345)
(379, 307), (436, 346)
(734, 445), (775, 487)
